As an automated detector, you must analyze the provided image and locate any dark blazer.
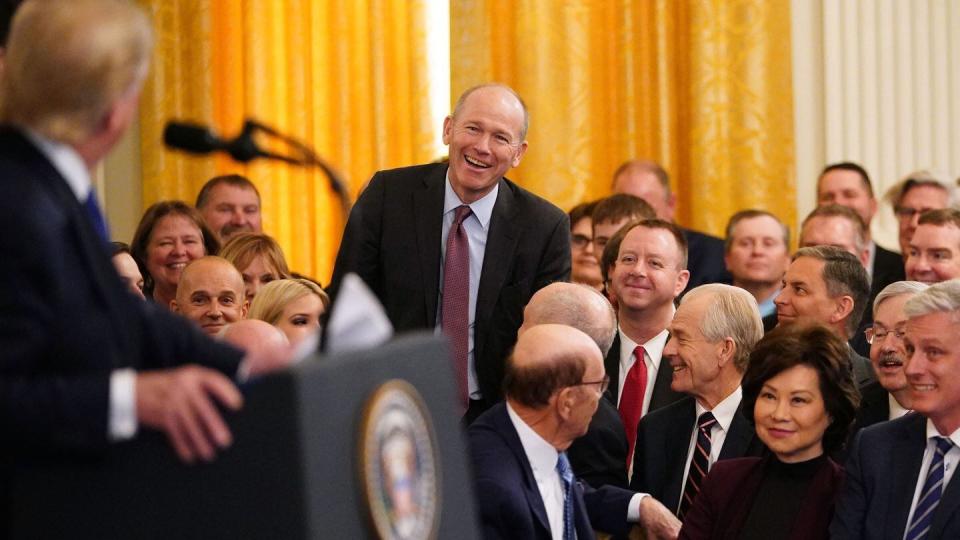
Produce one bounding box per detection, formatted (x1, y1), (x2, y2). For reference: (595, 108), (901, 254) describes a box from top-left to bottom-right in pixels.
(680, 456), (844, 540)
(330, 164), (570, 404)
(682, 227), (731, 292)
(0, 127), (243, 454)
(468, 403), (635, 540)
(568, 396), (628, 489)
(871, 244), (905, 300)
(850, 380), (891, 436)
(850, 348), (877, 387)
(830, 413), (960, 540)
(629, 395), (767, 514)
(603, 333), (684, 415)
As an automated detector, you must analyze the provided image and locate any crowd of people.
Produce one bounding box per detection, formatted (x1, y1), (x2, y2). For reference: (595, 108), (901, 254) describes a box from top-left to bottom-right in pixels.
(3, 1), (960, 539)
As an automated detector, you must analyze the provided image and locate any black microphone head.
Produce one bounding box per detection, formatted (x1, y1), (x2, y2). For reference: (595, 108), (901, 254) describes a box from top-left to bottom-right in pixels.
(163, 121), (223, 154)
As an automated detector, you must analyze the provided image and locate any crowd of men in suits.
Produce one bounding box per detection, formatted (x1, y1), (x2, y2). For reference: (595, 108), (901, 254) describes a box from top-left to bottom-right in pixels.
(4, 1), (960, 539)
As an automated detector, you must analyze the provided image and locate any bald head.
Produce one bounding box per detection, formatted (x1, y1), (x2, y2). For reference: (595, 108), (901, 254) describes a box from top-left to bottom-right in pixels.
(505, 324), (603, 408)
(172, 256), (247, 336)
(520, 282), (617, 355)
(219, 319), (289, 359)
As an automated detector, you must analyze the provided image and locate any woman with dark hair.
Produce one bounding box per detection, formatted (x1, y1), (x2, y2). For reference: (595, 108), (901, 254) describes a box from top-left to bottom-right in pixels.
(110, 241), (144, 300)
(130, 201), (219, 308)
(679, 323), (860, 540)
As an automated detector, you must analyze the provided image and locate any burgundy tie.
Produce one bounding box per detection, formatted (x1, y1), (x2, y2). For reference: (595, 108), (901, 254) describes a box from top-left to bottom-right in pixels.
(618, 346), (648, 467)
(442, 205), (472, 408)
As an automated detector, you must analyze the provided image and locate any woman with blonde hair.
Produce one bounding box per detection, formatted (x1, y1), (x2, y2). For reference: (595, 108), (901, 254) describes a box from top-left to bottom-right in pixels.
(248, 278), (330, 348)
(218, 232), (292, 302)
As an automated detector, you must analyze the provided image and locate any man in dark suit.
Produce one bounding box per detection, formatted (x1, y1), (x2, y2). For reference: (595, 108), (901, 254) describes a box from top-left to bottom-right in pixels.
(0, 0), (288, 470)
(630, 284), (766, 517)
(330, 84), (569, 420)
(775, 246), (876, 386)
(850, 281), (927, 437)
(612, 159), (731, 291)
(601, 219), (688, 474)
(469, 324), (680, 540)
(831, 280), (960, 540)
(817, 162), (905, 298)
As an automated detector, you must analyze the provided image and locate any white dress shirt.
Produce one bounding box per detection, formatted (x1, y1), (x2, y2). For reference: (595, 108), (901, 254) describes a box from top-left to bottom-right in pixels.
(903, 419), (960, 537)
(677, 386), (743, 512)
(438, 172), (498, 399)
(24, 129), (139, 441)
(616, 326), (670, 417)
(889, 394), (911, 421)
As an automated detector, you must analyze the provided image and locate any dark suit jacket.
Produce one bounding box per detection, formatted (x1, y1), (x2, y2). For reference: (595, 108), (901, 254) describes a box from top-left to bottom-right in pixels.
(851, 380), (891, 435)
(0, 128), (243, 454)
(850, 348), (877, 387)
(680, 456), (843, 540)
(603, 333), (684, 415)
(682, 227), (731, 292)
(468, 403), (635, 540)
(871, 244), (905, 300)
(568, 396), (628, 489)
(830, 413), (960, 540)
(330, 164), (570, 404)
(629, 395), (767, 514)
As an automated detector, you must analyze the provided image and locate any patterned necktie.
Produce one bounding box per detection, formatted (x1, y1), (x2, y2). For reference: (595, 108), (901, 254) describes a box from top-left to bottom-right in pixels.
(84, 190), (110, 243)
(556, 452), (575, 540)
(678, 411), (717, 519)
(905, 437), (954, 540)
(441, 205), (472, 408)
(618, 346), (648, 467)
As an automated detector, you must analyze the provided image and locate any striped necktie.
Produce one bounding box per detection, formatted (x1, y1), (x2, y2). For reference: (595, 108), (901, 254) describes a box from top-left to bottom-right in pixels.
(905, 437), (954, 540)
(678, 411), (717, 519)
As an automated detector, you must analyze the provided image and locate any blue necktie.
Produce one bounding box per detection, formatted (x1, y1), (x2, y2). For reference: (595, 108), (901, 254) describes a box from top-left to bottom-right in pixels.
(84, 190), (110, 243)
(905, 437), (954, 540)
(556, 452), (575, 540)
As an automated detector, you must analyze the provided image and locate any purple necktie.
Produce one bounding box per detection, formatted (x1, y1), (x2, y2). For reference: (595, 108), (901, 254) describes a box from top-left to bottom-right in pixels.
(442, 205), (472, 408)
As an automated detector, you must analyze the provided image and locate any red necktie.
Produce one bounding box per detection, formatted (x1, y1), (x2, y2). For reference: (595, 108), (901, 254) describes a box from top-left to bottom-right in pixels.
(618, 346), (648, 467)
(442, 205), (472, 408)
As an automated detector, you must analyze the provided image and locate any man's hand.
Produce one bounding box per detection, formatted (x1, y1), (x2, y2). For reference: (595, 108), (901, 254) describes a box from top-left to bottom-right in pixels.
(135, 366), (243, 464)
(637, 496), (681, 540)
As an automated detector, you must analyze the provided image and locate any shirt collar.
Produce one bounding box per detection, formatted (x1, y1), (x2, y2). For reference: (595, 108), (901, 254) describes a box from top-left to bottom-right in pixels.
(694, 385), (743, 433)
(444, 168), (498, 230)
(925, 418), (960, 448)
(22, 128), (91, 203)
(889, 394), (911, 420)
(506, 401), (560, 481)
(619, 326), (670, 373)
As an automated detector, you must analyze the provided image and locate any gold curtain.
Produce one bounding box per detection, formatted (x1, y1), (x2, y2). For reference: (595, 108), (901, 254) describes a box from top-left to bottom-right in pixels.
(451, 0), (796, 236)
(137, 0), (434, 283)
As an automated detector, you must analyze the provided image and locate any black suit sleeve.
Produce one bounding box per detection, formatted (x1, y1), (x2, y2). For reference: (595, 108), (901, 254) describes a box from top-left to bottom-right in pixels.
(534, 211), (572, 287)
(828, 429), (868, 539)
(328, 172), (386, 302)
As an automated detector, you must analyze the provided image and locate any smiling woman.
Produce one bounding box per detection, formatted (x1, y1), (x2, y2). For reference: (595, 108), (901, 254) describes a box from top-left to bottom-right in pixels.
(679, 323), (860, 540)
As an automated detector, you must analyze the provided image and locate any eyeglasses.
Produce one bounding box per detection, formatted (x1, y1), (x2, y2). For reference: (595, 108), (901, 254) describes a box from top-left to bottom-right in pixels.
(575, 374), (610, 394)
(894, 206), (936, 220)
(864, 326), (907, 344)
(572, 234), (593, 248)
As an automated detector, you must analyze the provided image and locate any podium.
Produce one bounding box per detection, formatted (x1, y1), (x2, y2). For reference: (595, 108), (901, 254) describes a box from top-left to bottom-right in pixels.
(9, 333), (480, 539)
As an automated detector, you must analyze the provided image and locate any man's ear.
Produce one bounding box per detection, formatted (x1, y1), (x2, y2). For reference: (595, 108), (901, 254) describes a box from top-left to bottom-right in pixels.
(716, 337), (736, 368)
(556, 387), (576, 420)
(831, 295), (855, 324)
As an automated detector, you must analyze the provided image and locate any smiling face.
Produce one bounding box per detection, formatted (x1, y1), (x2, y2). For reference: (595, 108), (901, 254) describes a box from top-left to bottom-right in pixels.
(753, 364), (831, 463)
(870, 294), (911, 395)
(171, 258), (248, 336)
(775, 256), (847, 332)
(817, 169), (876, 226)
(199, 183), (262, 242)
(240, 254), (281, 302)
(146, 214), (206, 295)
(442, 86), (527, 204)
(609, 225), (689, 315)
(664, 294), (724, 403)
(904, 311), (960, 434)
(905, 223), (960, 284)
(275, 293), (325, 348)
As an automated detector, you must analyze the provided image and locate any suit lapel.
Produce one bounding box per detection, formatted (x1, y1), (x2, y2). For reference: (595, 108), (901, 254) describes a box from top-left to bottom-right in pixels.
(412, 166), (446, 325)
(719, 402), (754, 459)
(475, 179), (519, 329)
(604, 334), (622, 406)
(493, 404), (552, 535)
(887, 414), (928, 538)
(930, 444), (960, 538)
(649, 354), (678, 412)
(664, 400), (696, 512)
(572, 481), (597, 540)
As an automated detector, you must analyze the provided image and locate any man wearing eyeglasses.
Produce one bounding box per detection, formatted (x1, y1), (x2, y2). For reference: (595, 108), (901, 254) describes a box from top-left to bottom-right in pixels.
(883, 170), (956, 257)
(851, 281), (928, 438)
(629, 284), (767, 518)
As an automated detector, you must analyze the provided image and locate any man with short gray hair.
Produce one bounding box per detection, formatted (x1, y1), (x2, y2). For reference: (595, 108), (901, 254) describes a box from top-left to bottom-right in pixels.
(630, 284), (766, 517)
(884, 170), (957, 256)
(832, 279), (960, 539)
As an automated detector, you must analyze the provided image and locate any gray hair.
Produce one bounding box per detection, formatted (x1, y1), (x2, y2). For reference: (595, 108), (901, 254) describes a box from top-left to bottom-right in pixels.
(792, 246), (870, 338)
(872, 281), (929, 318)
(884, 170), (958, 208)
(904, 279), (960, 322)
(524, 283), (617, 355)
(680, 284), (764, 372)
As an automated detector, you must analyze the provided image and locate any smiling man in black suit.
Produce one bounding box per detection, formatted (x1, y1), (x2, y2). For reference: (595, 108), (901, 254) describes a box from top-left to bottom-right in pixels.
(330, 83), (570, 421)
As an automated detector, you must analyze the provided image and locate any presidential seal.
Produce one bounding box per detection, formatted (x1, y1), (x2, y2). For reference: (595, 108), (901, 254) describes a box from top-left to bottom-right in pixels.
(359, 380), (441, 540)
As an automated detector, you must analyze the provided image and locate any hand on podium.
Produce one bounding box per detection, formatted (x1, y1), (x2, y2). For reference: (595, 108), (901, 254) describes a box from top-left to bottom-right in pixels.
(135, 366), (243, 464)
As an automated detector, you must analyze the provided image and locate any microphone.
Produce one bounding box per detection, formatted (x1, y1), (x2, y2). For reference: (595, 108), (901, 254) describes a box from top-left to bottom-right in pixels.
(162, 121), (225, 155)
